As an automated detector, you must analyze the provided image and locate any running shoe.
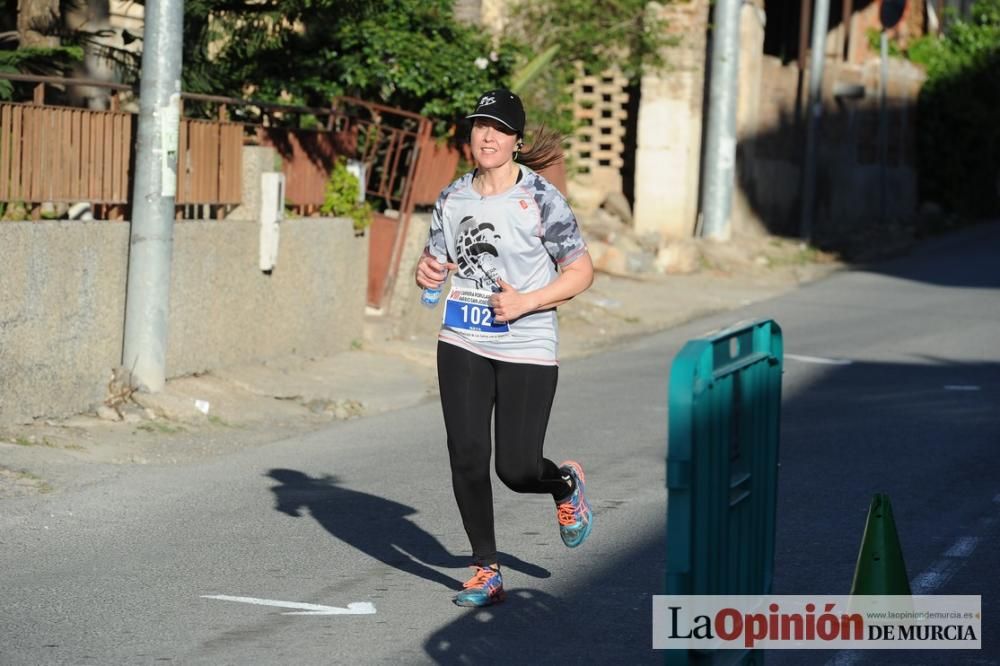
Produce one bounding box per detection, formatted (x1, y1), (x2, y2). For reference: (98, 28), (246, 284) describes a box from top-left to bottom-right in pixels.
(556, 460), (593, 548)
(453, 564), (505, 607)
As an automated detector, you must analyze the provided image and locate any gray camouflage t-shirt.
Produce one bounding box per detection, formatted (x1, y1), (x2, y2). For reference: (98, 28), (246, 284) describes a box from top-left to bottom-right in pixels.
(423, 164), (587, 365)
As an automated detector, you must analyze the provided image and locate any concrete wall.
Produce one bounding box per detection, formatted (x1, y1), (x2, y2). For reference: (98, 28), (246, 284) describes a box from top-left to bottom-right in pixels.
(0, 222), (129, 424)
(0, 217), (366, 424)
(633, 0), (708, 239)
(167, 218), (366, 375)
(732, 2), (769, 236)
(383, 212), (442, 338)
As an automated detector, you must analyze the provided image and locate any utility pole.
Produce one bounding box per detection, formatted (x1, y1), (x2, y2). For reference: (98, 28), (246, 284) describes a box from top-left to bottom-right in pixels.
(699, 0), (742, 241)
(879, 30), (889, 226)
(799, 0), (831, 241)
(122, 0), (184, 392)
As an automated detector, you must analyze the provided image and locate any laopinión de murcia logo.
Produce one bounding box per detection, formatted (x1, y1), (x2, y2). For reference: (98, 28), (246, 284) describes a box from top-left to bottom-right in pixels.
(652, 596), (982, 650)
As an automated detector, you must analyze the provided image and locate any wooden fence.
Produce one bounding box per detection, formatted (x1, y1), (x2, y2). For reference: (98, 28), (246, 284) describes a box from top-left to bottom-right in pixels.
(0, 102), (132, 205)
(0, 100), (243, 217)
(176, 119), (243, 206)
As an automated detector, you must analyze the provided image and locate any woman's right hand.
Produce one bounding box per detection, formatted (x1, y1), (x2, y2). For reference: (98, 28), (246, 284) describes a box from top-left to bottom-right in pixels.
(415, 255), (457, 289)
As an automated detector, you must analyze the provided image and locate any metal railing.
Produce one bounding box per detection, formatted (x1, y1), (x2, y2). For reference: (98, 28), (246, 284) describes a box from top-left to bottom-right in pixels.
(330, 97), (431, 308)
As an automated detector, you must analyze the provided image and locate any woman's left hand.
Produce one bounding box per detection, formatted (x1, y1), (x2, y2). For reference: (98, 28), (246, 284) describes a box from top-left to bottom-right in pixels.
(490, 279), (534, 323)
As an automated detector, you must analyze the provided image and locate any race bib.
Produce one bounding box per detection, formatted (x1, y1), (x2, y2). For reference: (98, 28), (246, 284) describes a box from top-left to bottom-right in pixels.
(443, 288), (510, 339)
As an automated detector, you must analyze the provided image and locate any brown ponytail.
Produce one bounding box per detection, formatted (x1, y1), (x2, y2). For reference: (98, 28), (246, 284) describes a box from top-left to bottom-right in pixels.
(516, 126), (565, 173)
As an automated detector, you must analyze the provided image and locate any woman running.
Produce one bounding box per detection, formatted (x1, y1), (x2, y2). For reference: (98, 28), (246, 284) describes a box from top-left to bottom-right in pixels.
(415, 89), (595, 607)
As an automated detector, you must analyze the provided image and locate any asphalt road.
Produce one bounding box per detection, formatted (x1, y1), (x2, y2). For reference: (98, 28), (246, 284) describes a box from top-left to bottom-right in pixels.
(1, 223), (997, 665)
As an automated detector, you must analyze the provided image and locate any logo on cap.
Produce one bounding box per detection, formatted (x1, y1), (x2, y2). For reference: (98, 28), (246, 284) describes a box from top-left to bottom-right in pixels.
(467, 89), (525, 135)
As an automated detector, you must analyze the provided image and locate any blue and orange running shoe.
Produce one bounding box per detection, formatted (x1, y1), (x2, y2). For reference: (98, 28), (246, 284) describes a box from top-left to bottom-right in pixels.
(556, 461), (593, 548)
(453, 564), (505, 607)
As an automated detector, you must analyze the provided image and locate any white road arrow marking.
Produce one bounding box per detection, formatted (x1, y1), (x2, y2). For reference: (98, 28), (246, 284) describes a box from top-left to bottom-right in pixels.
(201, 594), (376, 615)
(785, 353), (853, 365)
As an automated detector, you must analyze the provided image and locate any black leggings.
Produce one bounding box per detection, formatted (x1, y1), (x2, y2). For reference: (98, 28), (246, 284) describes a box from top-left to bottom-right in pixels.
(437, 341), (568, 566)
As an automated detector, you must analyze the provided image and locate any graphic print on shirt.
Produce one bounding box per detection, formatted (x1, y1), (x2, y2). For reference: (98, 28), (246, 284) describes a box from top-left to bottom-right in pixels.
(424, 166), (587, 365)
(455, 215), (504, 291)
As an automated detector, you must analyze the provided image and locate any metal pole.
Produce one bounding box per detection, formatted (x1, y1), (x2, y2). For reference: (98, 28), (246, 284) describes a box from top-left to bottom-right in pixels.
(122, 0), (184, 392)
(799, 0), (831, 241)
(699, 0), (742, 241)
(879, 30), (889, 225)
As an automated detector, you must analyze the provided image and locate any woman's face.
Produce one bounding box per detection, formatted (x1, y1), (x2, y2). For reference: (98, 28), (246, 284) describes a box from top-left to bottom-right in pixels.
(470, 118), (519, 170)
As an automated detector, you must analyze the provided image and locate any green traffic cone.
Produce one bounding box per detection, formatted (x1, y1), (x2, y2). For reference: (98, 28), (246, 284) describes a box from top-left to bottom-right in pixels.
(850, 493), (912, 595)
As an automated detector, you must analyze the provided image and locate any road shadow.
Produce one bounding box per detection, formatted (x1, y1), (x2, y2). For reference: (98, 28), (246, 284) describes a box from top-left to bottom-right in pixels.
(265, 469), (550, 591)
(423, 533), (666, 665)
(853, 218), (1000, 289)
(765, 352), (1000, 666)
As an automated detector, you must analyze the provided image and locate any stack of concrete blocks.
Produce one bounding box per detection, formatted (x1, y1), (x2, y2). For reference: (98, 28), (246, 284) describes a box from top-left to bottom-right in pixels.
(566, 65), (630, 214)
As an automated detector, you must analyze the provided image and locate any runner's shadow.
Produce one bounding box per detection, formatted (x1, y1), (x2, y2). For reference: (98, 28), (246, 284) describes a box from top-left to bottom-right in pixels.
(266, 469), (549, 590)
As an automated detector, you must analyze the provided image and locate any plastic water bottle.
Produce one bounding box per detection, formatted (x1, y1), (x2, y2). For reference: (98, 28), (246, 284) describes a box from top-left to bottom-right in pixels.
(421, 287), (442, 308)
(422, 256), (447, 308)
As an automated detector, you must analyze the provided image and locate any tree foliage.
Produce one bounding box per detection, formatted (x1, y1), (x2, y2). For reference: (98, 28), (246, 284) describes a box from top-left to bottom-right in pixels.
(508, 0), (667, 82)
(0, 45), (84, 99)
(180, 0), (670, 137)
(1, 0), (91, 101)
(6, 0), (671, 138)
(906, 0), (1000, 216)
(183, 0), (518, 131)
(503, 0), (671, 135)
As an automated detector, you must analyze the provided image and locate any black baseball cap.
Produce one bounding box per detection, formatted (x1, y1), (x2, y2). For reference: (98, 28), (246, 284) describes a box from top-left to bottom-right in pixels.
(466, 89), (525, 136)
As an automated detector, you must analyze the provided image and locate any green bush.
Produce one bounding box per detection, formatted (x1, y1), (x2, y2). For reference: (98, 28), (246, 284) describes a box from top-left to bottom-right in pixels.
(907, 0), (1000, 217)
(320, 158), (373, 234)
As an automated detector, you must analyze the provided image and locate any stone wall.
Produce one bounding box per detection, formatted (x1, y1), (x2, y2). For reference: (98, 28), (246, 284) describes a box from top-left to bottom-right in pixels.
(736, 50), (925, 239)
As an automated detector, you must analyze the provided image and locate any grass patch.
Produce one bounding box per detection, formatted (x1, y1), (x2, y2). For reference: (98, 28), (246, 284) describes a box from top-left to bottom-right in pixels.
(764, 245), (821, 267)
(21, 471), (54, 494)
(207, 415), (232, 427)
(14, 471), (52, 493)
(1, 468), (54, 494)
(697, 253), (719, 272)
(137, 421), (185, 434)
(12, 436), (57, 448)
